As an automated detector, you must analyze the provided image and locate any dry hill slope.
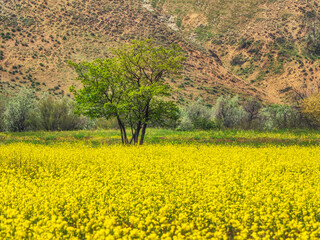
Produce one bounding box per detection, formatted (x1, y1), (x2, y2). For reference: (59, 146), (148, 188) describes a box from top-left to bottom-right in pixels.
(0, 0), (262, 104)
(154, 0), (320, 102)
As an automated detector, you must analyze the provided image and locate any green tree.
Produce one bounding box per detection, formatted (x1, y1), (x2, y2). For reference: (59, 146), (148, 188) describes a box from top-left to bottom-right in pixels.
(69, 39), (185, 144)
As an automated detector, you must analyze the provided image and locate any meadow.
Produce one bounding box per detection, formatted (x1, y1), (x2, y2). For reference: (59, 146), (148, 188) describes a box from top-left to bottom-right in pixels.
(1, 129), (320, 239)
(2, 128), (320, 146)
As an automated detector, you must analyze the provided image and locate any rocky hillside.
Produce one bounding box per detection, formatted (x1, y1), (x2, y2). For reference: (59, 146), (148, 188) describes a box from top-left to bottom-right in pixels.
(0, 0), (262, 104)
(153, 0), (320, 102)
(1, 0), (320, 104)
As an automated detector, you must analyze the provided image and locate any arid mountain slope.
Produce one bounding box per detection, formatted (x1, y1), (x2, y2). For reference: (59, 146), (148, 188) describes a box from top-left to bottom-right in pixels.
(0, 0), (262, 104)
(154, 0), (320, 102)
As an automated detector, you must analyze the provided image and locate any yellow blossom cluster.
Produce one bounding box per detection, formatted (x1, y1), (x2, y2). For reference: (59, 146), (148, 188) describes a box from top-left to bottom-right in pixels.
(0, 143), (320, 239)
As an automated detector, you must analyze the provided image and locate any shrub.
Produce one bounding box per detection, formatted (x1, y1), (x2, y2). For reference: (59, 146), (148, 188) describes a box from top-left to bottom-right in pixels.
(212, 95), (248, 129)
(306, 25), (320, 57)
(258, 105), (306, 130)
(38, 95), (91, 131)
(0, 94), (8, 131)
(230, 54), (246, 66)
(178, 99), (217, 130)
(3, 88), (38, 132)
(242, 98), (262, 129)
(300, 92), (320, 127)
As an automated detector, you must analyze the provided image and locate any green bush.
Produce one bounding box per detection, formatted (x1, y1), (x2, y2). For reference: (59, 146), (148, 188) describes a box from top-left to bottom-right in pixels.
(38, 95), (92, 131)
(212, 95), (248, 129)
(178, 99), (218, 130)
(3, 88), (38, 132)
(242, 98), (262, 129)
(258, 105), (306, 130)
(0, 94), (8, 131)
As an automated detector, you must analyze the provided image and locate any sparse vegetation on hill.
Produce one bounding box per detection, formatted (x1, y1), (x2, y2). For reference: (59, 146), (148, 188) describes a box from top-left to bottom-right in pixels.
(0, 0), (260, 104)
(155, 0), (320, 102)
(1, 0), (320, 104)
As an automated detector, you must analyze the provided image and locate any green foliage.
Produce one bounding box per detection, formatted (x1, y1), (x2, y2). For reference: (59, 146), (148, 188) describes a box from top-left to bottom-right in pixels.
(178, 96), (310, 131)
(151, 0), (157, 8)
(304, 11), (320, 57)
(38, 95), (91, 131)
(0, 32), (12, 40)
(0, 95), (8, 131)
(242, 98), (262, 129)
(258, 105), (305, 130)
(212, 95), (248, 129)
(3, 88), (37, 132)
(273, 38), (297, 62)
(92, 118), (119, 130)
(69, 39), (185, 144)
(300, 92), (320, 127)
(178, 99), (217, 130)
(151, 0), (164, 8)
(230, 54), (246, 66)
(176, 18), (182, 28)
(195, 26), (214, 42)
(0, 89), (92, 132)
(238, 38), (254, 49)
(1, 128), (320, 146)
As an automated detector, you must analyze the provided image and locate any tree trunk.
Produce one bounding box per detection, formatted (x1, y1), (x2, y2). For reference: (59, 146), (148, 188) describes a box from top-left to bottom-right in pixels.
(139, 102), (150, 145)
(123, 127), (129, 144)
(117, 116), (128, 144)
(134, 121), (142, 144)
(119, 121), (124, 144)
(139, 123), (147, 145)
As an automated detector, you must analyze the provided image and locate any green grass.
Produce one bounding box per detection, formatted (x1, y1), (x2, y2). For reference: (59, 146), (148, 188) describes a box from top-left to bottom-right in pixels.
(1, 128), (320, 147)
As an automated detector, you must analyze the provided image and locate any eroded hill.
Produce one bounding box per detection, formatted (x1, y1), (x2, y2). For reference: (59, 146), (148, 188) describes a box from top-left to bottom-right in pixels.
(0, 0), (265, 105)
(153, 0), (320, 102)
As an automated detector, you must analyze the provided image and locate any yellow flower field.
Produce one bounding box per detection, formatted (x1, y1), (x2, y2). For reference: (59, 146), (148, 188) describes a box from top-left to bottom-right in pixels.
(0, 143), (320, 239)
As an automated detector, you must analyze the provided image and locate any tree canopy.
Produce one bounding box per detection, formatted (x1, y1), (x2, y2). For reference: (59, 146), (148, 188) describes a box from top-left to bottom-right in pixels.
(69, 39), (185, 144)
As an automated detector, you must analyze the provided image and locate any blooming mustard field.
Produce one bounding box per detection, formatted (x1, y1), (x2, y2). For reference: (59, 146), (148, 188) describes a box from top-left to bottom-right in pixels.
(0, 143), (320, 239)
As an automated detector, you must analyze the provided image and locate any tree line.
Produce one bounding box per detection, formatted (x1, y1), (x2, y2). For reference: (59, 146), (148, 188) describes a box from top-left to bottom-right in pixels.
(178, 96), (319, 131)
(0, 39), (319, 144)
(0, 88), (319, 133)
(0, 89), (91, 132)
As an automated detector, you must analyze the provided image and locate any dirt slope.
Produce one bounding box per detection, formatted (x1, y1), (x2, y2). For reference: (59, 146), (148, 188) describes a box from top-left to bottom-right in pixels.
(0, 0), (266, 104)
(155, 0), (320, 103)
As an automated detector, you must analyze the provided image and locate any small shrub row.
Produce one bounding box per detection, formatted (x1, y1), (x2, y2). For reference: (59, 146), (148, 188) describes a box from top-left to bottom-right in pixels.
(0, 90), (316, 132)
(178, 96), (312, 131)
(0, 89), (92, 132)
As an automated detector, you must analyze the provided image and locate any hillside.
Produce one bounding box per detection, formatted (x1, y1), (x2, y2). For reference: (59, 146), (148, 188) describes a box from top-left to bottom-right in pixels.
(1, 0), (320, 104)
(0, 0), (263, 104)
(153, 0), (320, 102)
